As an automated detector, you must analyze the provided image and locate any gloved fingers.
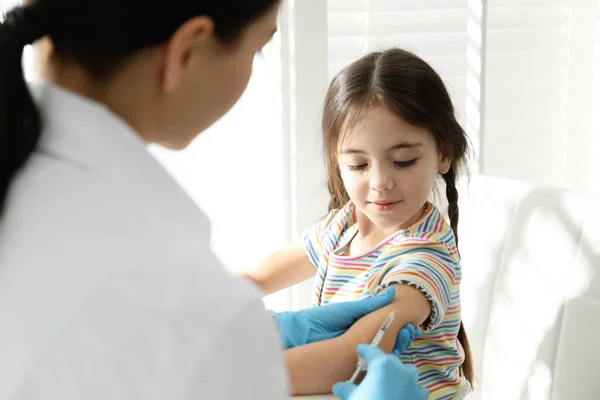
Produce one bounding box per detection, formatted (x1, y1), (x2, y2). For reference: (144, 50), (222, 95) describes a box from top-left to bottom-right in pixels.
(414, 327), (422, 339)
(405, 323), (416, 340)
(356, 344), (387, 364)
(341, 287), (396, 320)
(403, 323), (422, 342)
(392, 327), (410, 355)
(332, 381), (357, 399)
(407, 324), (422, 341)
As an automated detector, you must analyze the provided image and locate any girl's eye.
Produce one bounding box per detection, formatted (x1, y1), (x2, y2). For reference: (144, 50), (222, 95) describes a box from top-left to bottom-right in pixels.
(348, 164), (367, 171)
(394, 159), (417, 168)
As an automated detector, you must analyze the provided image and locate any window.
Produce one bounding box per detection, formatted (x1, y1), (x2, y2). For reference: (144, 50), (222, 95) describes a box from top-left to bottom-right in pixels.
(482, 0), (598, 192)
(324, 0), (600, 193)
(328, 0), (469, 122)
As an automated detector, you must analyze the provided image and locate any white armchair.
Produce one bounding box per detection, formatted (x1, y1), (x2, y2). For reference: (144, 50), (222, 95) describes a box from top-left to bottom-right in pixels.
(460, 174), (600, 399)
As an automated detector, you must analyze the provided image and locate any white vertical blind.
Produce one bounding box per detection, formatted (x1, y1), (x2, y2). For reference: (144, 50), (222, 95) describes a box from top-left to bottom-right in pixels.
(282, 0), (330, 311)
(324, 0), (599, 193)
(327, 0), (469, 125)
(483, 0), (597, 191)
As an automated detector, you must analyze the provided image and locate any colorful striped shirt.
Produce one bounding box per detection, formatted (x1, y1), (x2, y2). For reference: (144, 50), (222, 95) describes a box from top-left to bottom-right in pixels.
(303, 201), (470, 399)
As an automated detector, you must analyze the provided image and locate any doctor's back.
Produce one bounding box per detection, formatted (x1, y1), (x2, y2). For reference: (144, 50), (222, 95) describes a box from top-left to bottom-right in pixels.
(0, 1), (288, 399)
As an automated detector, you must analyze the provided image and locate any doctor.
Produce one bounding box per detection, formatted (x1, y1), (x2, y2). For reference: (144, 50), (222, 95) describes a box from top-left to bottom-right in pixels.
(0, 1), (427, 399)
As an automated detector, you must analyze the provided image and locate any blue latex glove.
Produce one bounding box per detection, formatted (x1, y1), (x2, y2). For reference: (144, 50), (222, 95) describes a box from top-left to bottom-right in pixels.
(392, 323), (421, 356)
(271, 287), (396, 349)
(333, 345), (429, 400)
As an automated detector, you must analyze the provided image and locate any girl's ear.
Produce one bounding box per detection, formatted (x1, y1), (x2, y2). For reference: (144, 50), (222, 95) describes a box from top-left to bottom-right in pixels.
(439, 154), (452, 174)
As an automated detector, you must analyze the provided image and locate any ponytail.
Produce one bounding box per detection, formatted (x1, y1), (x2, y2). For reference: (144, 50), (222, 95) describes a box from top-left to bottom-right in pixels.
(0, 6), (47, 216)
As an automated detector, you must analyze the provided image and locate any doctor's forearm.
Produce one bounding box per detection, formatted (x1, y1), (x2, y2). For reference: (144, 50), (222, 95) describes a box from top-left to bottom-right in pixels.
(283, 337), (358, 395)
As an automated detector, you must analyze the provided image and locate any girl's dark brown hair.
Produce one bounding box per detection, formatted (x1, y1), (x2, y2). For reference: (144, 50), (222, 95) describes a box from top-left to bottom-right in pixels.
(321, 48), (474, 386)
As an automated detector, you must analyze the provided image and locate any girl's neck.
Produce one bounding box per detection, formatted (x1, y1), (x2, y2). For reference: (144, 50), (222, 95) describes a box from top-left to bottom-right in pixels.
(348, 202), (428, 256)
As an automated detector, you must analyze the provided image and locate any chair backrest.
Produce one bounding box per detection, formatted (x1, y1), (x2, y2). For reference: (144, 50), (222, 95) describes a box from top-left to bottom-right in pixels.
(459, 174), (600, 400)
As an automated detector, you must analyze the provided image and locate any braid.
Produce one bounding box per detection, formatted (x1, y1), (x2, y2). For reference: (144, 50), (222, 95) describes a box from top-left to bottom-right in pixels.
(442, 164), (460, 245)
(441, 163), (475, 385)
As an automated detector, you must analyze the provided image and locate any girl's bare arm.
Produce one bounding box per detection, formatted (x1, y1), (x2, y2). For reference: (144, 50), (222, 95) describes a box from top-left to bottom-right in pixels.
(284, 283), (431, 395)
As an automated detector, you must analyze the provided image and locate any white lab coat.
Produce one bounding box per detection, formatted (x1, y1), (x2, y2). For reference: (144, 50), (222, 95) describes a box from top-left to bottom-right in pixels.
(0, 82), (289, 400)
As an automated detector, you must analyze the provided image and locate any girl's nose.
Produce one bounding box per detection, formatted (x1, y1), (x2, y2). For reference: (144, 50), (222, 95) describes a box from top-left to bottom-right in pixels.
(370, 165), (394, 192)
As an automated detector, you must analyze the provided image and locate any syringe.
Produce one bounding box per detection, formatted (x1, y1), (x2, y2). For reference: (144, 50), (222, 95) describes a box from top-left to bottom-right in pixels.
(348, 310), (396, 384)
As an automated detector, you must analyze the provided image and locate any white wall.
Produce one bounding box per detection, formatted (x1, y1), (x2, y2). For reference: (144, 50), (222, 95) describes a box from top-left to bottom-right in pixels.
(281, 0), (331, 310)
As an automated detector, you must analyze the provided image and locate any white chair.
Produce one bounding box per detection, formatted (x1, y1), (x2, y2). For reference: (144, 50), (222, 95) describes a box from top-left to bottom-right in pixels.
(460, 174), (600, 399)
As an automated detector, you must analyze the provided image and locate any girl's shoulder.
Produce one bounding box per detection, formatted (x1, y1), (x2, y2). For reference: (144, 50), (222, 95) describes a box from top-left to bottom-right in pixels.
(311, 201), (356, 237)
(386, 203), (459, 260)
(302, 201), (356, 254)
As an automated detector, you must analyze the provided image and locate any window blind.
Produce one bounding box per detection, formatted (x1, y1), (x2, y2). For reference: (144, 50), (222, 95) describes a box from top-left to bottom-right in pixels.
(327, 0), (470, 123)
(482, 0), (596, 190)
(327, 0), (598, 193)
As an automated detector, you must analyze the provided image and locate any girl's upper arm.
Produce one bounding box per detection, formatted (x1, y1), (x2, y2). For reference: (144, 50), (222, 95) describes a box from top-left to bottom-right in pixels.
(240, 243), (315, 295)
(282, 283), (431, 395)
(343, 242), (460, 353)
(341, 283), (431, 354)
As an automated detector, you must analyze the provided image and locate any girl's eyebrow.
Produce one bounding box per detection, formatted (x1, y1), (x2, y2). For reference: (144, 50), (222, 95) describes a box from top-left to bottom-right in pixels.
(341, 142), (423, 155)
(389, 142), (423, 151)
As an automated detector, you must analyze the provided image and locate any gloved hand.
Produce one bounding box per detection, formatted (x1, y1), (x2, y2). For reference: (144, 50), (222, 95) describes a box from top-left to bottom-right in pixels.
(332, 345), (429, 400)
(392, 322), (421, 356)
(271, 287), (396, 349)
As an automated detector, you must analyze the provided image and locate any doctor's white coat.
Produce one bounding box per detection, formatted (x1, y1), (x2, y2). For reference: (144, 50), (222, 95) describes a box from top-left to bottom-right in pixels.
(0, 82), (289, 400)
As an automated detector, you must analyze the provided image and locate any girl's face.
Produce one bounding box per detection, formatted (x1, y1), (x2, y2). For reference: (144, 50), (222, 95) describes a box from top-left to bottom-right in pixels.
(338, 104), (451, 234)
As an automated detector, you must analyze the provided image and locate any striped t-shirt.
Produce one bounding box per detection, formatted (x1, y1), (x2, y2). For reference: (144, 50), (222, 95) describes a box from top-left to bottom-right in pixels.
(303, 201), (470, 399)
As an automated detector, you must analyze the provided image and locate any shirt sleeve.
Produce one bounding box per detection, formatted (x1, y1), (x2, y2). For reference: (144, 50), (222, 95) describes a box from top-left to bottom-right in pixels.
(372, 240), (461, 331)
(301, 208), (339, 269)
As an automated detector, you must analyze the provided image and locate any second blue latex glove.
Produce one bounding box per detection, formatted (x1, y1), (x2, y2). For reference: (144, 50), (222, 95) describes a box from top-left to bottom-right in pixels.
(333, 345), (428, 400)
(393, 323), (421, 356)
(271, 287), (396, 349)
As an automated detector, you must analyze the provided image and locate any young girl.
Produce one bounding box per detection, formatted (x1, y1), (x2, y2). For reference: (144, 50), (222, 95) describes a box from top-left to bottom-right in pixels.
(243, 48), (473, 398)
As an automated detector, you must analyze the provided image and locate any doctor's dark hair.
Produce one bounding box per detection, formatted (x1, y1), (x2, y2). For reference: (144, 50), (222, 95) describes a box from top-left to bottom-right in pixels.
(321, 48), (474, 386)
(0, 0), (279, 216)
